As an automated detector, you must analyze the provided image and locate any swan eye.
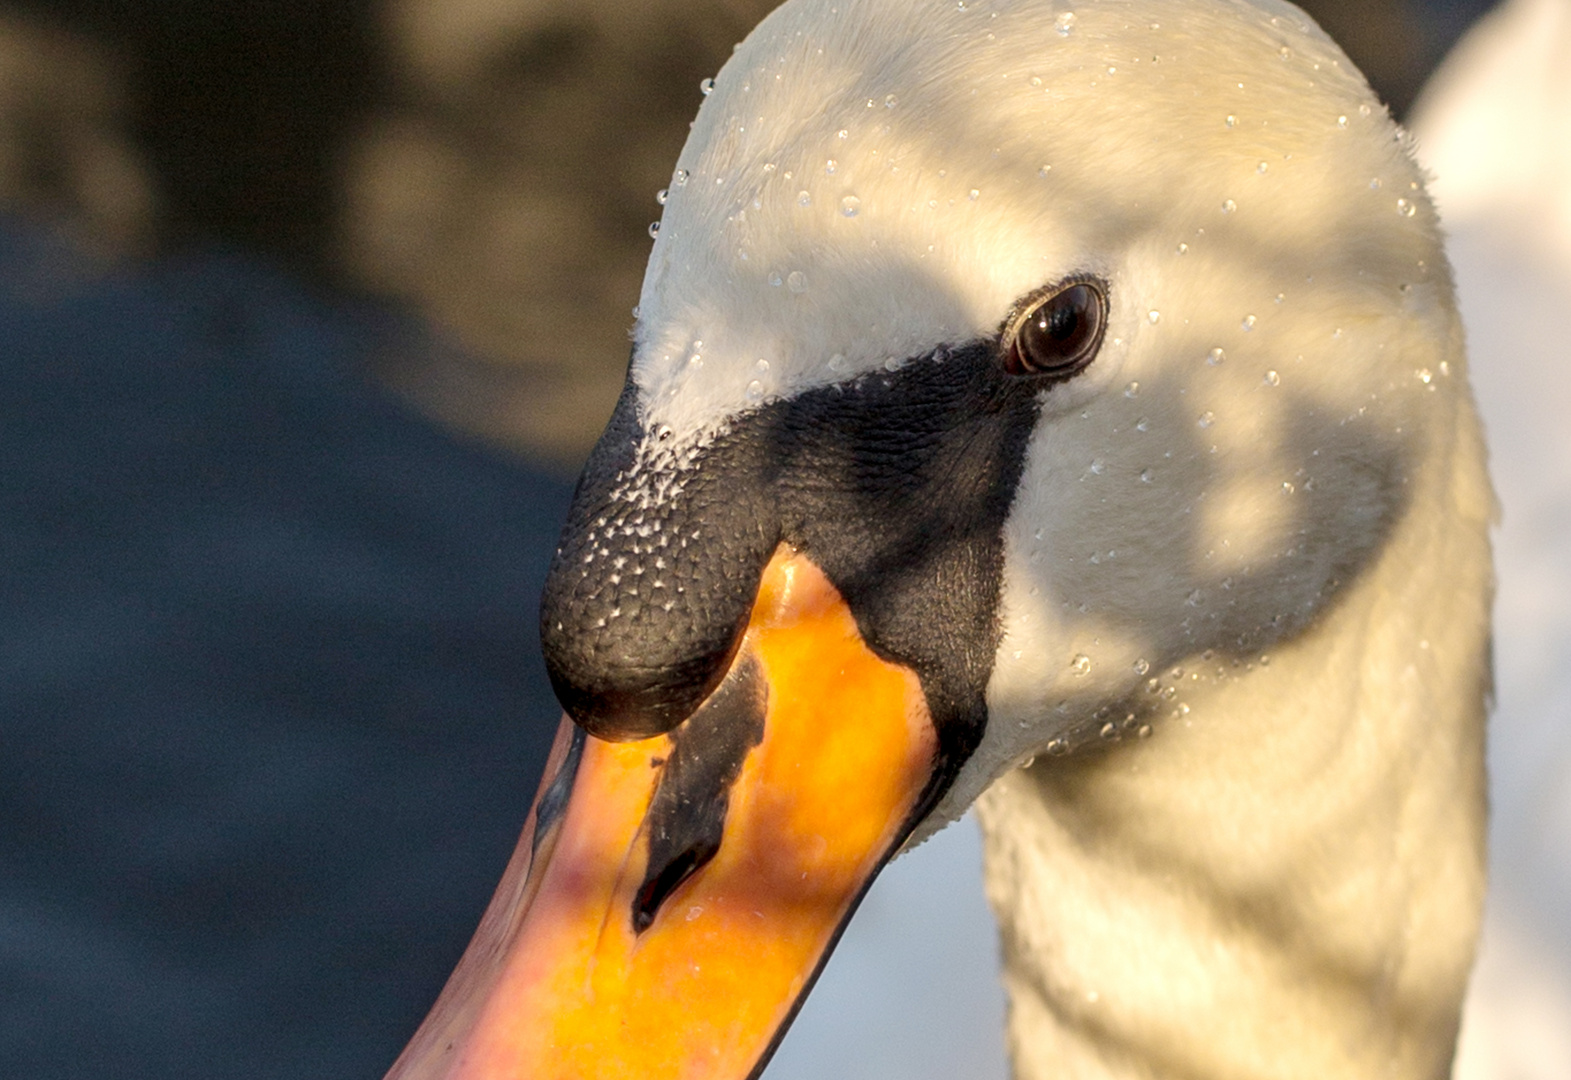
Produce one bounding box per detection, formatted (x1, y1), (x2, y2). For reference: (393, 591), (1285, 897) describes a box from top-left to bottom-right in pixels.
(1004, 282), (1108, 379)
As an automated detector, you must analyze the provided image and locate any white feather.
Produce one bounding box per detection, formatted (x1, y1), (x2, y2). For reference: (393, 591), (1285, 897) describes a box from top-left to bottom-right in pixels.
(638, 1), (1495, 1076)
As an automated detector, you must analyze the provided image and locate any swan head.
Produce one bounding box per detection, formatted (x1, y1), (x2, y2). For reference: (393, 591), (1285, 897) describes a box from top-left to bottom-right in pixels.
(390, 1), (1470, 1077)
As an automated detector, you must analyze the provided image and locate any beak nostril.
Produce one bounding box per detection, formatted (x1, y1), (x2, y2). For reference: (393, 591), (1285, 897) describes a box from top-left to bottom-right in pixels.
(630, 651), (767, 932)
(633, 842), (717, 933)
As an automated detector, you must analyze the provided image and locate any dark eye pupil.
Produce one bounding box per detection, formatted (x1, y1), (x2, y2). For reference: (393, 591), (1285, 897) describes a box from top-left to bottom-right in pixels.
(1008, 282), (1106, 378)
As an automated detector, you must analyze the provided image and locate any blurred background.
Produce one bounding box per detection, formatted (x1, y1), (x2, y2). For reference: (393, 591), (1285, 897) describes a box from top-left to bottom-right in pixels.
(1, 0), (1566, 1077)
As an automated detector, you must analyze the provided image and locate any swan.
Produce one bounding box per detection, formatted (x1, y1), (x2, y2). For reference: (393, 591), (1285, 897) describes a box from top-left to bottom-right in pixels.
(386, 0), (1494, 1077)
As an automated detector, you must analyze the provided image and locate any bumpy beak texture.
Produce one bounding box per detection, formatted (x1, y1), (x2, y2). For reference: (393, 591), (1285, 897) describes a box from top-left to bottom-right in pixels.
(387, 547), (939, 1080)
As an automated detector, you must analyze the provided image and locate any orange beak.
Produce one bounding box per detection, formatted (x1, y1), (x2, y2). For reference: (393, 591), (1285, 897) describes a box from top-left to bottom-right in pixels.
(386, 546), (939, 1080)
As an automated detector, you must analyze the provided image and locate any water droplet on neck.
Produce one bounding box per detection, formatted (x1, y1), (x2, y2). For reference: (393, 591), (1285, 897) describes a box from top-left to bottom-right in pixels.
(786, 271), (809, 293)
(674, 169), (690, 186)
(656, 188), (669, 205)
(648, 221), (661, 238)
(1278, 45), (1292, 60)
(768, 272), (783, 287)
(1208, 347), (1225, 365)
(1038, 164), (1053, 177)
(1225, 114), (1237, 128)
(1147, 310), (1161, 324)
(699, 77), (716, 95)
(827, 353), (848, 373)
(968, 188), (981, 201)
(1197, 411), (1214, 428)
(840, 194), (861, 217)
(1241, 314), (1257, 331)
(797, 190), (812, 207)
(1176, 242), (1189, 255)
(746, 380), (764, 401)
(1124, 381), (1140, 398)
(1046, 737), (1070, 756)
(1055, 11), (1076, 35)
(884, 93), (900, 108)
(1133, 658), (1150, 675)
(1337, 114), (1349, 128)
(1221, 198), (1237, 214)
(1264, 369), (1280, 386)
(1396, 197), (1416, 217)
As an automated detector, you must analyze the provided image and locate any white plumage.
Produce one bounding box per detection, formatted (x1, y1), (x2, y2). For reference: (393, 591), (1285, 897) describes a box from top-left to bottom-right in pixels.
(604, 0), (1497, 1074)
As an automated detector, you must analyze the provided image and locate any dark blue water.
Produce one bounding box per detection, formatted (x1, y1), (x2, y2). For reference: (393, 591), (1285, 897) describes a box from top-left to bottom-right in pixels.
(0, 221), (574, 1078)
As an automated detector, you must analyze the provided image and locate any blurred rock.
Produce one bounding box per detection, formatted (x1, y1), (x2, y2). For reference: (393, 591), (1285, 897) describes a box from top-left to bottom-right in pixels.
(0, 13), (153, 256)
(340, 0), (782, 463)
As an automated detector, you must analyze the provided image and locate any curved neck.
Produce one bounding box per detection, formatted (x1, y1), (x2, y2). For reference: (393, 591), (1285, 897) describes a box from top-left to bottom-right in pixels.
(974, 408), (1493, 1080)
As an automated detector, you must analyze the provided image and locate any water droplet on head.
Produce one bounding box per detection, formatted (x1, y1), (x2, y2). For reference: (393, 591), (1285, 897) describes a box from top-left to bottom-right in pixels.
(1140, 468), (1154, 483)
(1278, 45), (1292, 60)
(1257, 161), (1268, 174)
(1147, 310), (1161, 324)
(840, 194), (861, 217)
(1038, 164), (1052, 177)
(1369, 177), (1382, 190)
(787, 270), (809, 293)
(1264, 369), (1280, 386)
(1281, 480), (1295, 494)
(837, 128), (849, 139)
(1416, 367), (1433, 385)
(1071, 654), (1092, 675)
(968, 188), (981, 201)
(1029, 76), (1043, 87)
(1135, 417), (1150, 432)
(883, 357), (900, 372)
(1134, 658), (1150, 675)
(1089, 458), (1106, 475)
(797, 190), (812, 207)
(1242, 314), (1257, 331)
(1359, 103), (1372, 117)
(674, 169), (690, 186)
(1176, 242), (1189, 255)
(699, 77), (715, 95)
(648, 221), (661, 238)
(1198, 411), (1214, 428)
(1055, 11), (1076, 35)
(827, 353), (848, 373)
(755, 358), (770, 373)
(1221, 198), (1237, 214)
(1207, 346), (1226, 365)
(768, 272), (783, 287)
(656, 188), (669, 205)
(1100, 722), (1119, 740)
(1225, 114), (1237, 128)
(746, 380), (763, 401)
(1046, 737), (1070, 756)
(1396, 198), (1416, 218)
(1124, 381), (1140, 398)
(1137, 724), (1153, 739)
(825, 159), (837, 175)
(884, 93), (899, 108)
(1337, 115), (1349, 128)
